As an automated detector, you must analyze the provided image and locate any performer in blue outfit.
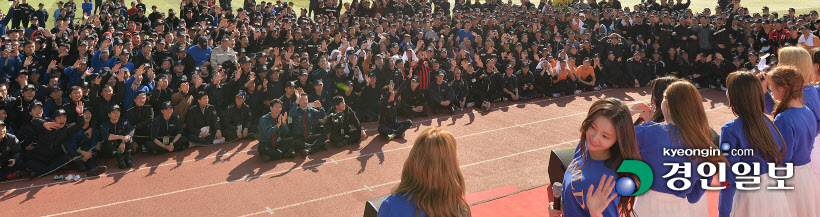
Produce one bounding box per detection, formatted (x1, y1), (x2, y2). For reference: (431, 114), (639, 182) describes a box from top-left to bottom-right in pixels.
(718, 72), (791, 217)
(766, 66), (820, 217)
(632, 81), (726, 216)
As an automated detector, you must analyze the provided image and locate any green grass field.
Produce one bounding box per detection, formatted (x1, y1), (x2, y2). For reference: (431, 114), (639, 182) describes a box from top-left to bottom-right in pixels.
(9, 0), (819, 29)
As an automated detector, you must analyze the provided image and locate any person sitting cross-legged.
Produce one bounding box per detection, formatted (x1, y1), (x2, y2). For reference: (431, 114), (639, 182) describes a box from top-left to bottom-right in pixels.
(186, 91), (223, 145)
(288, 91), (327, 156)
(328, 96), (367, 147)
(257, 99), (295, 161)
(146, 102), (189, 154)
(379, 82), (413, 140)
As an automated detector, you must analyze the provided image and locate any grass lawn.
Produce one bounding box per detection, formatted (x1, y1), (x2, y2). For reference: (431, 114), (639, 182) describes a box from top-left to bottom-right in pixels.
(9, 0), (819, 29)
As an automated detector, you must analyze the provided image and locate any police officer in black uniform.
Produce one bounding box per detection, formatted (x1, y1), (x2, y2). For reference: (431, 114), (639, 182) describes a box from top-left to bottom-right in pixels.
(328, 96), (366, 147)
(126, 90), (153, 152)
(186, 92), (223, 144)
(0, 120), (24, 181)
(378, 82), (412, 140)
(399, 76), (428, 118)
(222, 91), (253, 141)
(147, 102), (188, 154)
(99, 105), (134, 169)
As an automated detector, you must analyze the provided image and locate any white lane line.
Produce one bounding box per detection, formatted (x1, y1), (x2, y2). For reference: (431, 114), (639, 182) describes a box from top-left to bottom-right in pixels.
(238, 140), (580, 217)
(39, 103), (614, 217)
(0, 89), (614, 187)
(40, 91), (725, 216)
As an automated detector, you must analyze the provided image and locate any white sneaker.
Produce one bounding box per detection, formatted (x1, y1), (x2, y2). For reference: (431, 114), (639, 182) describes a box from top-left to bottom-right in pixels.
(573, 90), (582, 95)
(709, 85), (717, 89)
(720, 85), (727, 91)
(466, 102), (475, 107)
(552, 93), (560, 98)
(593, 86), (601, 91)
(694, 83), (701, 88)
(602, 84), (608, 88)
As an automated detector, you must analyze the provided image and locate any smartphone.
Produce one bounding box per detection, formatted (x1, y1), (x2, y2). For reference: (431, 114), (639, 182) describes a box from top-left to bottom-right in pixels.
(307, 102), (316, 108)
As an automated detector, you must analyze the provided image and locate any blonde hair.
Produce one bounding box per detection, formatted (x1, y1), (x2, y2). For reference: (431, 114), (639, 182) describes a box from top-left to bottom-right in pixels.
(778, 47), (816, 84)
(392, 127), (471, 217)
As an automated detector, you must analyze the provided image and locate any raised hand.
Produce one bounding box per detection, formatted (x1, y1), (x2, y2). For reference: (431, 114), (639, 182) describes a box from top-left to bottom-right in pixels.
(586, 175), (617, 217)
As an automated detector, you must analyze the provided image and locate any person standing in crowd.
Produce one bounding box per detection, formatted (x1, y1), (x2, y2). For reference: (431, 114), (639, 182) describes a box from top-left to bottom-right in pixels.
(378, 127), (471, 217)
(147, 102), (188, 154)
(766, 66), (820, 217)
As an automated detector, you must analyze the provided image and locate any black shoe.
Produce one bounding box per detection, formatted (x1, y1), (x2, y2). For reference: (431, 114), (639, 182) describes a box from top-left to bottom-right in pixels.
(261, 154), (271, 162)
(116, 155), (126, 169)
(298, 149), (310, 156)
(333, 141), (345, 148)
(284, 151), (296, 158)
(124, 152), (133, 168)
(86, 166), (107, 176)
(29, 171), (41, 179)
(149, 150), (158, 155)
(449, 107), (455, 114)
(75, 161), (87, 172)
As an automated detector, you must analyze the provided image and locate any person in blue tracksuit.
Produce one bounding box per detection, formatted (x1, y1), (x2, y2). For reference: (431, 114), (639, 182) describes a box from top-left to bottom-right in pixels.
(632, 81), (726, 216)
(718, 72), (791, 217)
(767, 66), (820, 216)
(551, 98), (641, 217)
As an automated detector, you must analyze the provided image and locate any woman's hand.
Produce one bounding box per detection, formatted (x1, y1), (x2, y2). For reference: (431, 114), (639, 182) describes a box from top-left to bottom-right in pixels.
(548, 202), (563, 217)
(586, 175), (618, 217)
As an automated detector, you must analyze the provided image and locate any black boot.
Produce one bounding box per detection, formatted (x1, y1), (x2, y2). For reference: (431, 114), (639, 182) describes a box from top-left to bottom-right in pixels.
(86, 166), (107, 176)
(115, 153), (126, 169)
(124, 152), (133, 168)
(74, 160), (87, 172)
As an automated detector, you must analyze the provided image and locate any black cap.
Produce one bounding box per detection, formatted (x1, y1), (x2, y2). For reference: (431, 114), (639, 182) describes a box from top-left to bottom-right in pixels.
(437, 70), (445, 76)
(236, 90), (248, 98)
(161, 101), (173, 110)
(32, 101), (44, 108)
(344, 80), (354, 86)
(410, 76), (419, 82)
(136, 90), (147, 96)
(54, 108), (68, 117)
(109, 104), (121, 113)
(23, 84), (37, 92)
(314, 79), (323, 85)
(286, 81), (296, 87)
(179, 75), (189, 83)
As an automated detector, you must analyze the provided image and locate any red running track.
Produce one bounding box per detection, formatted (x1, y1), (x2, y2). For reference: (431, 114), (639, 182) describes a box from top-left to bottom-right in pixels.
(0, 87), (734, 217)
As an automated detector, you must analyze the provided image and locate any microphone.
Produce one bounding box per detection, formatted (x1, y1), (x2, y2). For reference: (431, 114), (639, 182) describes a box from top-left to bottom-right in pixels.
(552, 182), (563, 210)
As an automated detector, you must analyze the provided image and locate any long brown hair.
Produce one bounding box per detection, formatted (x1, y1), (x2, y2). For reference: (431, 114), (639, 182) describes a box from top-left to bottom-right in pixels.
(392, 127), (471, 217)
(650, 76), (681, 123)
(664, 81), (727, 164)
(726, 71), (786, 164)
(769, 66), (805, 117)
(578, 98), (641, 217)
